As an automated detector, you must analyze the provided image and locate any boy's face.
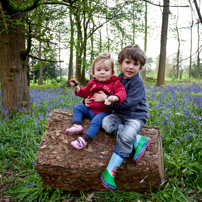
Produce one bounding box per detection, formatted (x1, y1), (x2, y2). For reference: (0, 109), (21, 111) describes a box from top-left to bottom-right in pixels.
(93, 59), (114, 82)
(119, 58), (141, 79)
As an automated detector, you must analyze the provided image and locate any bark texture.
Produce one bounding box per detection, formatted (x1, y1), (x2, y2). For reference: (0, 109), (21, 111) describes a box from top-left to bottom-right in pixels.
(0, 2), (31, 113)
(35, 109), (165, 192)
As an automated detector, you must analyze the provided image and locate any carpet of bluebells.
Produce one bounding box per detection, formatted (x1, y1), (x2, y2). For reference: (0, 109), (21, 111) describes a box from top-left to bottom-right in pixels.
(0, 82), (202, 201)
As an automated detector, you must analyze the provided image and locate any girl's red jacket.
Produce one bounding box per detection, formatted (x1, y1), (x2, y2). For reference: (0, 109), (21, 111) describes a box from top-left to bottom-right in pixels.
(75, 76), (126, 114)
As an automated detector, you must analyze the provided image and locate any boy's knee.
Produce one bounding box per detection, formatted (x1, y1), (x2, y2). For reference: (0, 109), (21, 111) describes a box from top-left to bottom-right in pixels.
(119, 130), (136, 144)
(102, 116), (110, 132)
(122, 134), (135, 144)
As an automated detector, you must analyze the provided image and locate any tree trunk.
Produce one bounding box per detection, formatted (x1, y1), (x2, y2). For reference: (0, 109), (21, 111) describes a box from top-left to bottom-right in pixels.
(196, 19), (200, 79)
(176, 13), (180, 79)
(156, 0), (170, 87)
(39, 41), (43, 85)
(99, 29), (102, 52)
(0, 10), (31, 113)
(34, 109), (165, 192)
(90, 18), (94, 80)
(189, 12), (193, 79)
(75, 7), (83, 83)
(142, 1), (147, 81)
(58, 32), (62, 82)
(132, 1), (136, 45)
(68, 10), (74, 82)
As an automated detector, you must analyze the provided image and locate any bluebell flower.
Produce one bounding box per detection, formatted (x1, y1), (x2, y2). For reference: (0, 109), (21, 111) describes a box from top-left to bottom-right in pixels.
(25, 183), (33, 187)
(38, 114), (43, 120)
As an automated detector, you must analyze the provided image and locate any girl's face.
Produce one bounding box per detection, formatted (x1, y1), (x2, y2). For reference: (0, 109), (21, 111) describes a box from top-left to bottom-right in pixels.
(93, 59), (114, 82)
(119, 58), (141, 79)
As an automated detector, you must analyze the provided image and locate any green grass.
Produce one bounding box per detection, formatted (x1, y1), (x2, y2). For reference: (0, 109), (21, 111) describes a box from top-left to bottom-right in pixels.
(0, 81), (202, 201)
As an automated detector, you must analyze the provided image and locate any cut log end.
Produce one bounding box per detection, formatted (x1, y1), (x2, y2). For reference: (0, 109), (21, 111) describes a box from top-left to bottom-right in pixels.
(35, 109), (165, 192)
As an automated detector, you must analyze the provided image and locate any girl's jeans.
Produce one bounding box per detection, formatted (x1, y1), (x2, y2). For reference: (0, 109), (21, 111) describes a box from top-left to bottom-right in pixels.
(102, 114), (144, 158)
(73, 104), (110, 139)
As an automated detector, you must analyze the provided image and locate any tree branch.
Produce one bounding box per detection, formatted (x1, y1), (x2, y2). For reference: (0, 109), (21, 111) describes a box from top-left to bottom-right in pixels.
(141, 0), (189, 7)
(170, 44), (202, 74)
(27, 54), (64, 63)
(193, 0), (202, 25)
(41, 1), (77, 8)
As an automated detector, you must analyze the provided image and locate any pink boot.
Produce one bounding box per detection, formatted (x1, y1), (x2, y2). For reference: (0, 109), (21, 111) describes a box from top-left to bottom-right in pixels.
(71, 137), (88, 149)
(65, 124), (84, 136)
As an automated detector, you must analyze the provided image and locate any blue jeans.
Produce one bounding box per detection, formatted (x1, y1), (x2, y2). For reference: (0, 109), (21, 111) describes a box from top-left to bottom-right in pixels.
(73, 104), (110, 139)
(102, 114), (144, 158)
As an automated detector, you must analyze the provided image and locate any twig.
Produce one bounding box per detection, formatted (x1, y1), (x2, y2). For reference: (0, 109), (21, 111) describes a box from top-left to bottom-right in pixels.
(141, 0), (189, 8)
(170, 45), (202, 74)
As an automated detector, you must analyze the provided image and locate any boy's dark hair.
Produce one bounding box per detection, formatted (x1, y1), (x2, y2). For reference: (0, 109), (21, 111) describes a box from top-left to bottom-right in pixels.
(118, 45), (146, 70)
(91, 53), (114, 75)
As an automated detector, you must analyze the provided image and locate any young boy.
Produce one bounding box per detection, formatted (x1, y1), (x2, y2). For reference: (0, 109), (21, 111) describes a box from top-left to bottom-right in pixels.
(65, 53), (126, 150)
(92, 45), (151, 191)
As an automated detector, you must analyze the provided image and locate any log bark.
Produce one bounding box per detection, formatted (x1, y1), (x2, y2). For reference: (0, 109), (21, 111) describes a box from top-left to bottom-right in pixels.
(34, 109), (165, 192)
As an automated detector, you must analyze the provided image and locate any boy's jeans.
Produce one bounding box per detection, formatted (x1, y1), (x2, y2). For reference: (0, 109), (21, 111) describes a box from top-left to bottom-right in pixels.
(102, 114), (144, 158)
(73, 104), (110, 139)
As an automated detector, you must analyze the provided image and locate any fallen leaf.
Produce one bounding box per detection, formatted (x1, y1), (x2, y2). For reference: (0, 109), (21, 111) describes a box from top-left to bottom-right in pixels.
(86, 193), (94, 202)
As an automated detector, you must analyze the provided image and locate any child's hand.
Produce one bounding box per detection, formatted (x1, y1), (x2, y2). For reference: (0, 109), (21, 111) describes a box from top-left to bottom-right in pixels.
(105, 95), (119, 105)
(70, 79), (80, 93)
(84, 96), (91, 107)
(91, 91), (107, 102)
(70, 78), (78, 87)
(108, 95), (119, 102)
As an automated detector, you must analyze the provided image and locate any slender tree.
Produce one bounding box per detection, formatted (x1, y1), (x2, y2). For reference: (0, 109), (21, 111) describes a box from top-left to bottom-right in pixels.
(142, 0), (148, 80)
(175, 11), (180, 79)
(68, 9), (74, 81)
(196, 18), (200, 79)
(156, 0), (170, 86)
(196, 0), (201, 79)
(189, 8), (193, 78)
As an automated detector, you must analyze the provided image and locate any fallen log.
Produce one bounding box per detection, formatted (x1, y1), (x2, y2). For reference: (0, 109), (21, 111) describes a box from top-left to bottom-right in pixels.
(34, 109), (165, 192)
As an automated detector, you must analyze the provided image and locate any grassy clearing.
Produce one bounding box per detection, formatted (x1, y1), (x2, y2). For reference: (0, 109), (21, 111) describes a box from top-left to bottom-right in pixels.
(0, 82), (202, 201)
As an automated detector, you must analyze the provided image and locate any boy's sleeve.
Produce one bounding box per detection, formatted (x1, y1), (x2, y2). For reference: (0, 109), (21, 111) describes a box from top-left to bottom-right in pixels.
(112, 80), (127, 105)
(110, 80), (145, 109)
(75, 80), (93, 98)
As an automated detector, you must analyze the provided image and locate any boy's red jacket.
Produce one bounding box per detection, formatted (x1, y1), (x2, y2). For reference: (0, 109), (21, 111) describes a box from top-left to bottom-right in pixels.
(75, 76), (126, 114)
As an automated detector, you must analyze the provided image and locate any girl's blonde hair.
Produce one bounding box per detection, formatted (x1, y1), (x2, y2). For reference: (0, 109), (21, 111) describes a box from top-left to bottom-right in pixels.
(91, 53), (115, 75)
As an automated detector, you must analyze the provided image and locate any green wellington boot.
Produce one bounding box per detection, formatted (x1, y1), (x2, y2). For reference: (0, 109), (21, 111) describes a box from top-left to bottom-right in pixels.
(133, 134), (151, 164)
(101, 152), (124, 191)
